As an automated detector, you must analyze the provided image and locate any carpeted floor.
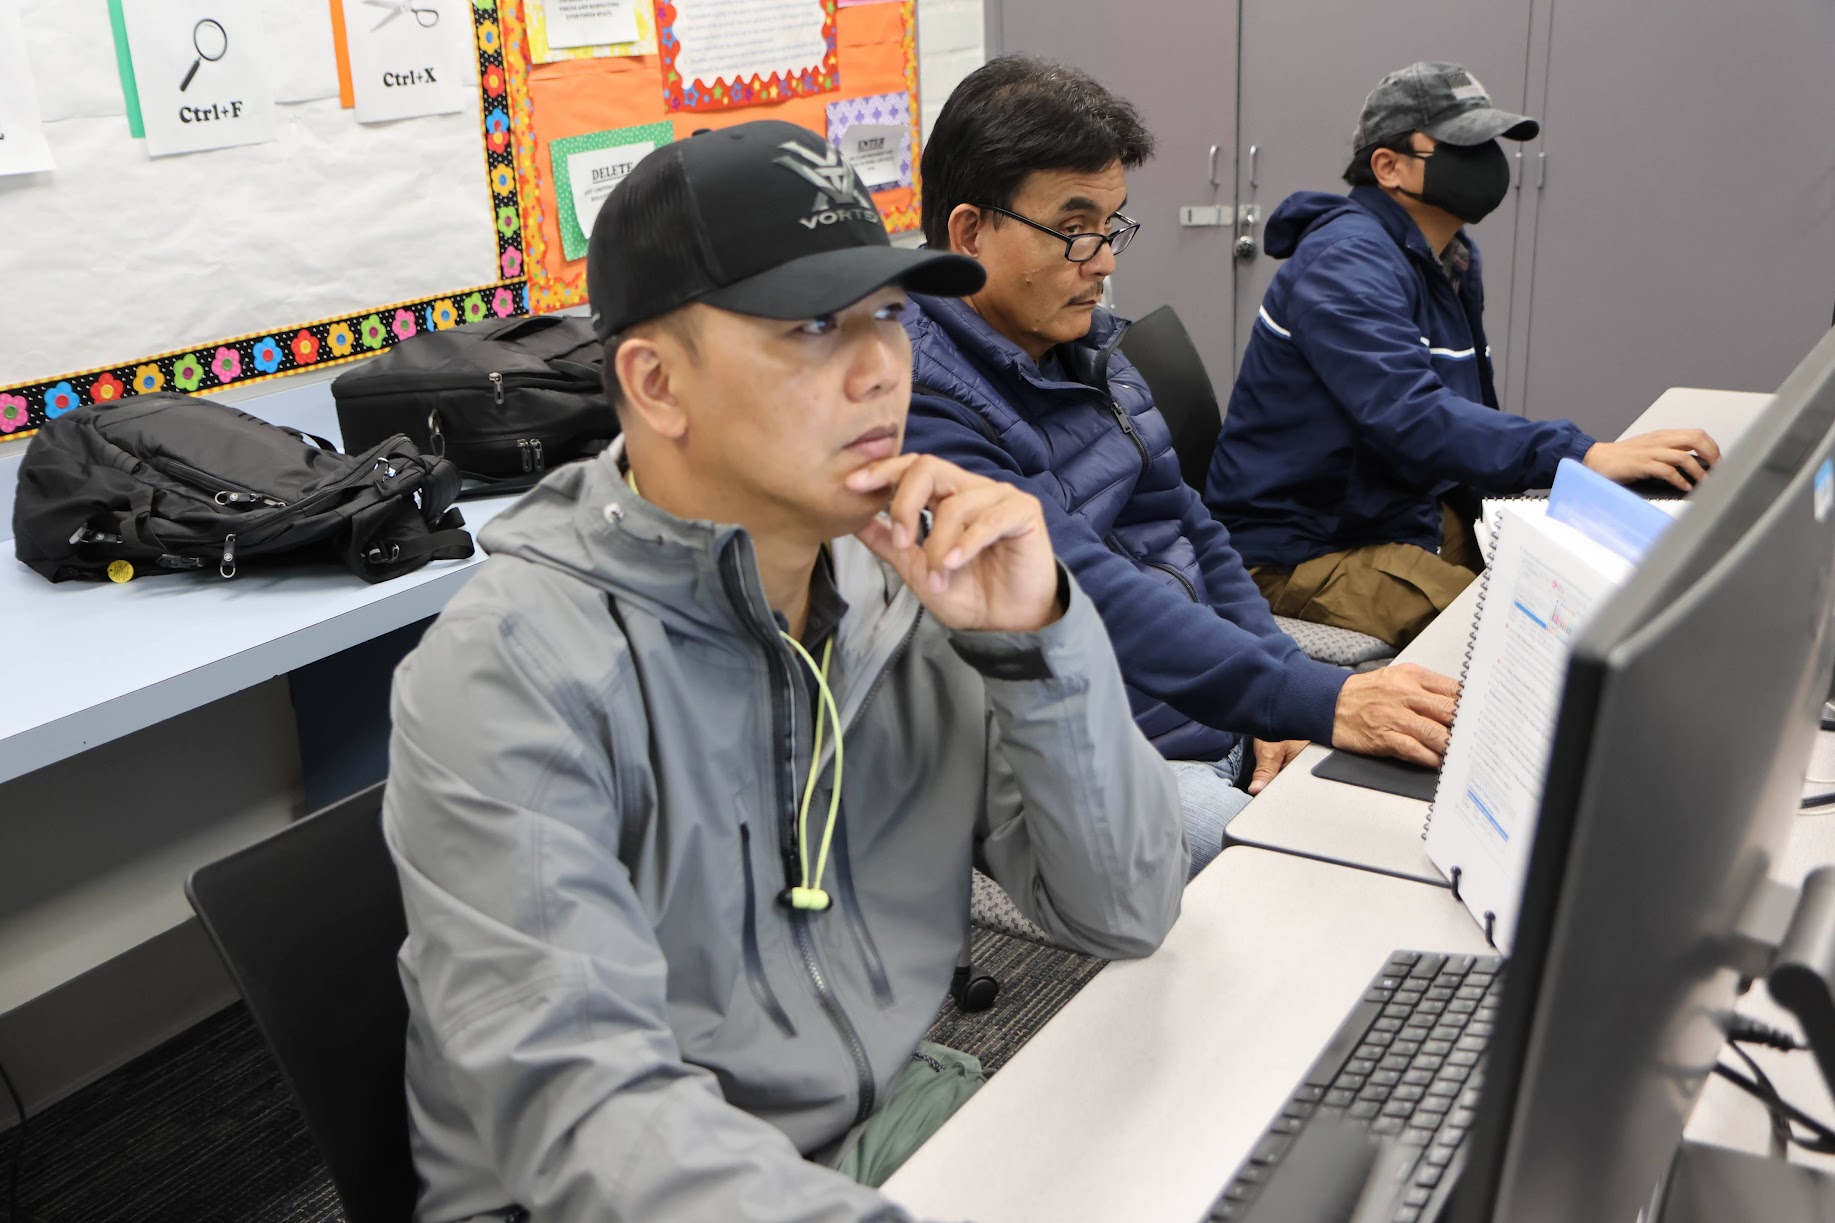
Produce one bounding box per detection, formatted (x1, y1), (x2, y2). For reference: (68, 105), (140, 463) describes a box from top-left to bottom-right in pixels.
(1, 928), (1102, 1223)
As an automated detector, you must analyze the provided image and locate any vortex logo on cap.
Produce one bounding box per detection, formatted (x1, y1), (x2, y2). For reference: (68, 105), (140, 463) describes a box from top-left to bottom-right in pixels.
(774, 140), (877, 211)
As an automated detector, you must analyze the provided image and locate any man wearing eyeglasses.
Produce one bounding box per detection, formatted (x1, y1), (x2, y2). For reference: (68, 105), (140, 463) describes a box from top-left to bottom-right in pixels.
(904, 57), (1461, 876)
(1207, 62), (1720, 648)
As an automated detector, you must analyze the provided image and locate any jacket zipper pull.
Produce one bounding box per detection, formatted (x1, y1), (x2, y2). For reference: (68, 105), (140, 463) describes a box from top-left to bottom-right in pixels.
(219, 533), (238, 579)
(489, 371), (505, 405)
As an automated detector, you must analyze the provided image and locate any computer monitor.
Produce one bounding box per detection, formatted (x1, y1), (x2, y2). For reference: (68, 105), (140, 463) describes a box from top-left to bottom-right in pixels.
(1452, 328), (1835, 1223)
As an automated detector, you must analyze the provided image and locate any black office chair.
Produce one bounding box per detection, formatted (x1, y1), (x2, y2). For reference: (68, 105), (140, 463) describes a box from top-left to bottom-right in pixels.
(185, 783), (419, 1223)
(1118, 304), (1228, 491)
(1120, 304), (1396, 669)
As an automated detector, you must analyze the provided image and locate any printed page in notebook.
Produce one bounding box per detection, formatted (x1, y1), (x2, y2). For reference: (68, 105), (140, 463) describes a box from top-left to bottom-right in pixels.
(1425, 507), (1633, 950)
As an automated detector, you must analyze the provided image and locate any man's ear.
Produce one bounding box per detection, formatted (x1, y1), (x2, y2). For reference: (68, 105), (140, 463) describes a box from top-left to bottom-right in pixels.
(947, 203), (988, 259)
(1370, 147), (1407, 191)
(615, 334), (688, 440)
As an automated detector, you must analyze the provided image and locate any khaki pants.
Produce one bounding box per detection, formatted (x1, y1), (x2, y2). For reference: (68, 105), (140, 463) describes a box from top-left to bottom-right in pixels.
(1251, 503), (1483, 649)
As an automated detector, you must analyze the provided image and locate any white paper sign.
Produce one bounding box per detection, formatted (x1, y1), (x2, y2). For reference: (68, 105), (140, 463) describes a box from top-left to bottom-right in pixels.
(342, 0), (468, 124)
(119, 0), (279, 158)
(0, 0), (55, 176)
(541, 0), (640, 48)
(839, 123), (903, 190)
(568, 139), (655, 237)
(671, 0), (827, 90)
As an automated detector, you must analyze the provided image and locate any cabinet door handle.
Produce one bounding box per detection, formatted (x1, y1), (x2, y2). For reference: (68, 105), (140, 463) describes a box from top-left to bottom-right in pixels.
(1209, 144), (1220, 187)
(1538, 150), (1547, 189)
(1248, 144), (1260, 190)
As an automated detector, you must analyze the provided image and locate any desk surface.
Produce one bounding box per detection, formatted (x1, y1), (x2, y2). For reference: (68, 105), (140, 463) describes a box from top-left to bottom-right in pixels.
(1225, 386), (1774, 886)
(882, 849), (1491, 1223)
(0, 380), (518, 785)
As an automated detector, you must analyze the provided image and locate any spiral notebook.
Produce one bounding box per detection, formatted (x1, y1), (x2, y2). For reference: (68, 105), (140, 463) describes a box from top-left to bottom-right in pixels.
(1425, 462), (1679, 950)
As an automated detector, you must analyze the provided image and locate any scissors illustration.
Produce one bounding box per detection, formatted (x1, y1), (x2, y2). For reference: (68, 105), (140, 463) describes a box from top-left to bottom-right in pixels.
(364, 0), (440, 31)
(178, 18), (227, 92)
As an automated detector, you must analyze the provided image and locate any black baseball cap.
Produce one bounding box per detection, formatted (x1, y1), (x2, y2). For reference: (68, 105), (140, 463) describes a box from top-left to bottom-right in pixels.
(1352, 61), (1539, 150)
(587, 120), (985, 340)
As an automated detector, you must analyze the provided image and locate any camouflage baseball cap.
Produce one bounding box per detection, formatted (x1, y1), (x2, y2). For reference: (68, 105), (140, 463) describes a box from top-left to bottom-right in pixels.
(1352, 61), (1539, 150)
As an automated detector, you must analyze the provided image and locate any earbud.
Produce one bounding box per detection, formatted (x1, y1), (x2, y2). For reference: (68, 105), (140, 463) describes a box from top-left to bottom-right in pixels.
(782, 886), (833, 912)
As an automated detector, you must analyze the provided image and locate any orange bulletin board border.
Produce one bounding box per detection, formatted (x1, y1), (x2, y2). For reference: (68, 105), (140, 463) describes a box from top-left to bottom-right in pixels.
(504, 0), (922, 315)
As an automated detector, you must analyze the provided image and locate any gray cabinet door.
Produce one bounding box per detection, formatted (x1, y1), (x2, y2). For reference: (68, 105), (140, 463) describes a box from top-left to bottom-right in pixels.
(1516, 0), (1835, 440)
(1230, 1), (1537, 386)
(984, 0), (1241, 396)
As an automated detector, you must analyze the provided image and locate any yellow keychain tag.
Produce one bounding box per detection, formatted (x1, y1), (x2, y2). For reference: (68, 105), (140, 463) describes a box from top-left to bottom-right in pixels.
(106, 560), (134, 583)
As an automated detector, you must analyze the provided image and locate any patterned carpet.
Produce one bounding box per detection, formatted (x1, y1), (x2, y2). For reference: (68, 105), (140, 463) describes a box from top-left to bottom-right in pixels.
(1, 929), (1102, 1223)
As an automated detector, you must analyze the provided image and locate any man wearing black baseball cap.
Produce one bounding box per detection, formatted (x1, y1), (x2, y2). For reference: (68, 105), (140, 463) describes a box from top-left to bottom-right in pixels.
(383, 118), (1188, 1222)
(1208, 62), (1720, 647)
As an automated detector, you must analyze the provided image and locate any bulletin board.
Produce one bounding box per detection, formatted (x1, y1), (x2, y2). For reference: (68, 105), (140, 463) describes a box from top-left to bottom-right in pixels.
(0, 0), (921, 444)
(505, 0), (920, 315)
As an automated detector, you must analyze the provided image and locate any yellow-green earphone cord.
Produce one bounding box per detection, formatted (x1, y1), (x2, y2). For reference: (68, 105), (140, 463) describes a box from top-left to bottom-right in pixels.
(624, 465), (843, 912)
(779, 634), (842, 911)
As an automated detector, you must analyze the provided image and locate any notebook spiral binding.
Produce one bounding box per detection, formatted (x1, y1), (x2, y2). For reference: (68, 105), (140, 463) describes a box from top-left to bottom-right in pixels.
(1421, 523), (1503, 843)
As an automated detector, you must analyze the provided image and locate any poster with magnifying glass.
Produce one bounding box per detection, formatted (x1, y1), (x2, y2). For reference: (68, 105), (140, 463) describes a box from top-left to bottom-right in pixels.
(118, 0), (277, 157)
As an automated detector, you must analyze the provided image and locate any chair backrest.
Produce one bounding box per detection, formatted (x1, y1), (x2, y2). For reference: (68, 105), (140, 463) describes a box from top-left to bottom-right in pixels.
(1119, 304), (1227, 491)
(185, 783), (417, 1223)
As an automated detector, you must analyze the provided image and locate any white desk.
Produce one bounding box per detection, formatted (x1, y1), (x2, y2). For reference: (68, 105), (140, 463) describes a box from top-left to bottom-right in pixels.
(0, 376), (521, 1110)
(1225, 386), (1775, 886)
(0, 381), (518, 785)
(883, 850), (1491, 1223)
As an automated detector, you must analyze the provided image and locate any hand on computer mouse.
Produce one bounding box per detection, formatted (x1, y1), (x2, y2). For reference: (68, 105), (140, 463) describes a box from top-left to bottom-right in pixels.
(1331, 663), (1459, 768)
(1583, 428), (1721, 493)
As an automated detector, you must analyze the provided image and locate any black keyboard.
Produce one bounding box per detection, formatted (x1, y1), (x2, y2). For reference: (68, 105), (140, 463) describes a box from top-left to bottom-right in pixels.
(1206, 949), (1506, 1222)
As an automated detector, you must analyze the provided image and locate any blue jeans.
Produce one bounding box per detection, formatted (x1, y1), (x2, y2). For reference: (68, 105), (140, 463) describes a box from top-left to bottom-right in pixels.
(1171, 740), (1251, 879)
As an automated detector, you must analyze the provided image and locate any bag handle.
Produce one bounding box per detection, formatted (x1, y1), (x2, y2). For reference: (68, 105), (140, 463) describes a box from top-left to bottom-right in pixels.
(485, 314), (599, 365)
(278, 424), (340, 453)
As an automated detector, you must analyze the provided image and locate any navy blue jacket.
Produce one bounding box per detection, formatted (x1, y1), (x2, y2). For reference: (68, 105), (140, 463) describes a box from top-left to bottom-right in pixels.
(903, 292), (1347, 762)
(1207, 186), (1595, 569)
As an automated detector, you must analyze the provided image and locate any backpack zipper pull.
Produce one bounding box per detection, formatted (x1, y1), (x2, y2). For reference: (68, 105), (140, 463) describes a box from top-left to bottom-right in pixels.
(426, 410), (446, 457)
(213, 490), (287, 507)
(489, 371), (504, 405)
(518, 438), (532, 472)
(219, 534), (238, 579)
(530, 438), (545, 470)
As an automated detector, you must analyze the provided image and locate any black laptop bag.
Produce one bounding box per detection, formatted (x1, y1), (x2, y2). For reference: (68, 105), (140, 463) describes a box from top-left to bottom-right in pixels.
(331, 314), (615, 490)
(12, 393), (472, 584)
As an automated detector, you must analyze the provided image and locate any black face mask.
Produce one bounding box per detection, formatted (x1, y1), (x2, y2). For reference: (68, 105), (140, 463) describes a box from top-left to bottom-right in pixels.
(1404, 139), (1511, 225)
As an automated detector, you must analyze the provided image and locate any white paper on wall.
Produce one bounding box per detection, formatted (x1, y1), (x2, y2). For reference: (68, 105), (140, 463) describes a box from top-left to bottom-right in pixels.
(0, 89), (496, 384)
(342, 0), (471, 123)
(540, 0), (640, 48)
(670, 0), (828, 91)
(119, 0), (279, 158)
(0, 0), (56, 176)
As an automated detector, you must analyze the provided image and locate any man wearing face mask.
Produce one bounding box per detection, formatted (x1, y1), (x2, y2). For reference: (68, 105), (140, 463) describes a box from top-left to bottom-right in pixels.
(1208, 62), (1719, 648)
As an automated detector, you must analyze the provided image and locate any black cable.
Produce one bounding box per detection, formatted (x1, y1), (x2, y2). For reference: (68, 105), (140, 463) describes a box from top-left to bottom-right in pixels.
(1727, 1015), (1803, 1051)
(1801, 790), (1835, 809)
(1727, 1042), (1793, 1156)
(1713, 1056), (1835, 1154)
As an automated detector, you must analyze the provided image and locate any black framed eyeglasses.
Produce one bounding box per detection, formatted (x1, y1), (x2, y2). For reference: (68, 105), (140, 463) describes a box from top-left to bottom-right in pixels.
(976, 203), (1140, 263)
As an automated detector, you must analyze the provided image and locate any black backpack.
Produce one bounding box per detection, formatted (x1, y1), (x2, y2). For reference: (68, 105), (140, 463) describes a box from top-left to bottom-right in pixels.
(331, 313), (614, 493)
(12, 393), (474, 584)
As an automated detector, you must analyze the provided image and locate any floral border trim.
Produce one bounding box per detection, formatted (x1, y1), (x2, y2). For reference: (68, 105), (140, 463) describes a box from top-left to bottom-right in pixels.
(0, 0), (532, 445)
(658, 0), (840, 112)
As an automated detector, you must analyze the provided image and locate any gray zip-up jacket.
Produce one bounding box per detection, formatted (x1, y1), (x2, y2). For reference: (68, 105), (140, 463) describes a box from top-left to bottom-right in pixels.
(383, 448), (1187, 1223)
